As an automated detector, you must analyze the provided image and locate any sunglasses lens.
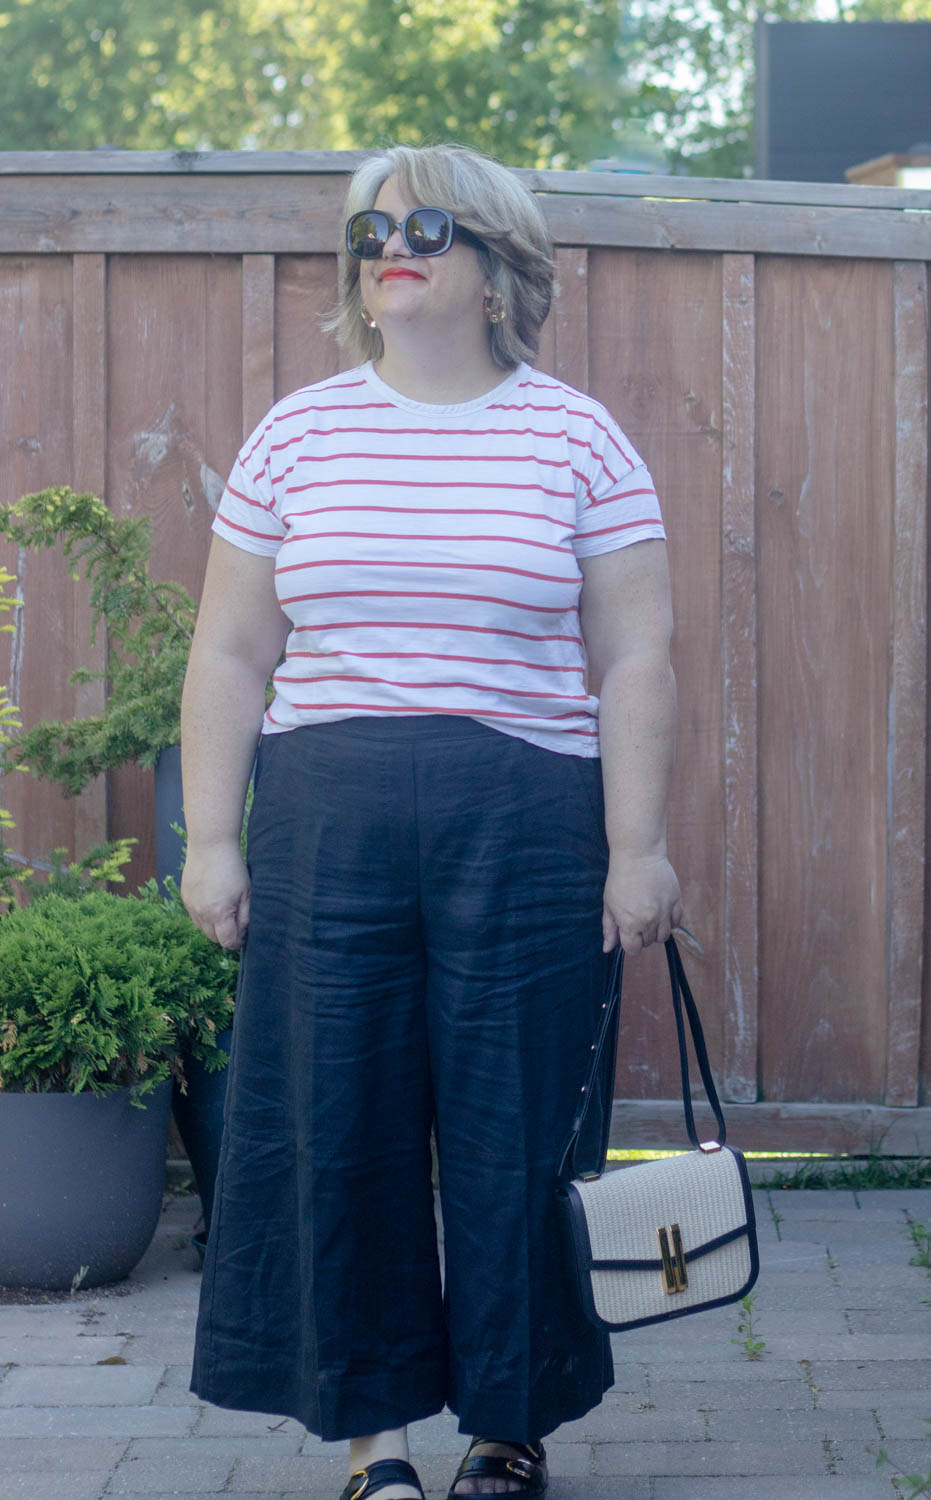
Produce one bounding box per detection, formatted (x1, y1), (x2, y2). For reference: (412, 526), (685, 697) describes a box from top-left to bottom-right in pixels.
(347, 212), (391, 258)
(346, 207), (462, 258)
(404, 209), (453, 255)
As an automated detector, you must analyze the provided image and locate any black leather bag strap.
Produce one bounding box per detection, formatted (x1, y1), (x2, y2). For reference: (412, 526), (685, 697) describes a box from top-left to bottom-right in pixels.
(665, 936), (727, 1151)
(556, 944), (623, 1185)
(556, 935), (726, 1187)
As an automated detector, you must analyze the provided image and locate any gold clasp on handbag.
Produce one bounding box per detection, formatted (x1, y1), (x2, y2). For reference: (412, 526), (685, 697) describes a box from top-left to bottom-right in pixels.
(657, 1223), (688, 1293)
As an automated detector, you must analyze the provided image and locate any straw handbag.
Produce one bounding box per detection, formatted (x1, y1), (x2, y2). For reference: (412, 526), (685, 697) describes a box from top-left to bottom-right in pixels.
(556, 937), (759, 1332)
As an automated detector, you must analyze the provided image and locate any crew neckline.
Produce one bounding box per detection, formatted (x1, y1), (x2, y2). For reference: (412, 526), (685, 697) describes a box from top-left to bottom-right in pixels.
(362, 360), (528, 415)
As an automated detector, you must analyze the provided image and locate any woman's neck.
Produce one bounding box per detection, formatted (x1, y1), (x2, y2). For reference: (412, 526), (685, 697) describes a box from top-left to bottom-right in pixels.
(373, 335), (510, 406)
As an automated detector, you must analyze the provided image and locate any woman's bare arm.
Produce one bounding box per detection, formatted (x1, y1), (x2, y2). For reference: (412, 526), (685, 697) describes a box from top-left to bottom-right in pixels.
(579, 539), (683, 955)
(180, 536), (290, 949)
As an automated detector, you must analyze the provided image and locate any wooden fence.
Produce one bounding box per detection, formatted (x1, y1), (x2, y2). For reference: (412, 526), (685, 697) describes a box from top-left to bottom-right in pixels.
(1, 152), (929, 1152)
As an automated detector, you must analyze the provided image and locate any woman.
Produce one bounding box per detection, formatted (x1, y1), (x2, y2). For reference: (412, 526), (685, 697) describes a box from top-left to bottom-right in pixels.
(183, 143), (682, 1500)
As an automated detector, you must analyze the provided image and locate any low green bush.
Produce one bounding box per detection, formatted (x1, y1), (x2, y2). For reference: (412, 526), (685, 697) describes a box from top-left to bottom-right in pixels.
(0, 884), (237, 1105)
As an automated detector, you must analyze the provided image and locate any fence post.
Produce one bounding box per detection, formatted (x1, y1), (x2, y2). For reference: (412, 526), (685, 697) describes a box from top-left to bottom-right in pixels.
(721, 253), (759, 1104)
(885, 260), (928, 1108)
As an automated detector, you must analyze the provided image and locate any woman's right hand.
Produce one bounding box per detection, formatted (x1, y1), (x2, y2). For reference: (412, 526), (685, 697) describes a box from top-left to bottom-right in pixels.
(181, 839), (251, 950)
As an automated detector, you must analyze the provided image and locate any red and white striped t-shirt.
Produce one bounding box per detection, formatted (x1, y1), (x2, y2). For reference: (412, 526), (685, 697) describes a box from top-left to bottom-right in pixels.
(212, 360), (665, 758)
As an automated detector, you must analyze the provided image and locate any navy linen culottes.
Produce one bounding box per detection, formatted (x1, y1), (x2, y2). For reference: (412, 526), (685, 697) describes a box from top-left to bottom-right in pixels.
(190, 715), (615, 1441)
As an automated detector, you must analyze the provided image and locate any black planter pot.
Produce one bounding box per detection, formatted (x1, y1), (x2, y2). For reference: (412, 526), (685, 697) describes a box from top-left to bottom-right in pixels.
(170, 1027), (232, 1262)
(154, 744), (186, 892)
(155, 747), (231, 1262)
(0, 1080), (173, 1291)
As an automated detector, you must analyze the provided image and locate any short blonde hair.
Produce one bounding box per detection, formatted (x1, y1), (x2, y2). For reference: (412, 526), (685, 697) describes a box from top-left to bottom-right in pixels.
(326, 144), (555, 370)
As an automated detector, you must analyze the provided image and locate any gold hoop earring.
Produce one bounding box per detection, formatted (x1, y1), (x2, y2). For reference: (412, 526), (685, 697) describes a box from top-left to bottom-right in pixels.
(483, 292), (507, 325)
(360, 304), (377, 329)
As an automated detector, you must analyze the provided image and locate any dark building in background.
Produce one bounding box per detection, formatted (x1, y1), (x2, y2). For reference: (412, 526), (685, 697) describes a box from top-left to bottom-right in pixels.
(755, 19), (931, 181)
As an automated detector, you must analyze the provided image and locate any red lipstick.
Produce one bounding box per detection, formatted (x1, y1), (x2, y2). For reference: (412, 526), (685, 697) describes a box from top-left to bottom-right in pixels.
(380, 268), (425, 281)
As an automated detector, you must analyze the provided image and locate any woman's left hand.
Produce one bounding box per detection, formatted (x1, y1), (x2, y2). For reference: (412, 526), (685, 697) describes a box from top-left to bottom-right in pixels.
(602, 851), (683, 955)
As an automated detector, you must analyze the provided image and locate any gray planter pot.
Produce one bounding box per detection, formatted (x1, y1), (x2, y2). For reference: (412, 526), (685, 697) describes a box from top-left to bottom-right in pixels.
(0, 1080), (172, 1291)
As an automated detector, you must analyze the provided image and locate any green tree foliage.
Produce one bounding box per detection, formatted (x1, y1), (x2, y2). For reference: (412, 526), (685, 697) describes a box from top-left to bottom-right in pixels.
(0, 0), (628, 165)
(0, 0), (928, 170)
(848, 0), (931, 13)
(620, 0), (931, 177)
(332, 0), (630, 169)
(0, 0), (320, 152)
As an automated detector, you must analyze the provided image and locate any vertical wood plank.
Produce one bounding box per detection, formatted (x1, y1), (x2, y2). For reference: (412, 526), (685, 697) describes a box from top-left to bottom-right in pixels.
(587, 249), (725, 1100)
(106, 255), (242, 885)
(553, 248), (589, 392)
(757, 258), (893, 1103)
(71, 253), (108, 854)
(0, 258), (79, 873)
(274, 256), (342, 399)
(885, 261), (928, 1107)
(721, 254), (759, 1103)
(242, 254), (276, 437)
(924, 268), (931, 1111)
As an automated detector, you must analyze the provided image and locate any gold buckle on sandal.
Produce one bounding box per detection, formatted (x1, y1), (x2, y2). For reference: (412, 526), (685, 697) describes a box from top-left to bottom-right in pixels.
(348, 1471), (370, 1499)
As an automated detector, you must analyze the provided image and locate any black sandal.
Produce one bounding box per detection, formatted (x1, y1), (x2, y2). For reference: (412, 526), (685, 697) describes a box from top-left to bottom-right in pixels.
(340, 1458), (426, 1500)
(447, 1437), (548, 1497)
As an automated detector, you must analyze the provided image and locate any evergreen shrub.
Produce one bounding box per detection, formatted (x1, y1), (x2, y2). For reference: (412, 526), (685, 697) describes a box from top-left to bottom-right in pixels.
(0, 885), (237, 1105)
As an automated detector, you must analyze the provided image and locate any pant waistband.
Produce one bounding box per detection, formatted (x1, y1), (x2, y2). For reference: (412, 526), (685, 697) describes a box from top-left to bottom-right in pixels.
(280, 713), (506, 743)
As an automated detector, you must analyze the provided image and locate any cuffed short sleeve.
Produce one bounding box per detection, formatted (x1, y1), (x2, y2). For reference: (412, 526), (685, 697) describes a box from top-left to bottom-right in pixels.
(571, 408), (665, 559)
(212, 417), (286, 557)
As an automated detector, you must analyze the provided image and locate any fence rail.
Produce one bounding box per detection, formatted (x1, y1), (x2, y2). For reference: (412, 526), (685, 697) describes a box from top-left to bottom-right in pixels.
(1, 154), (928, 1149)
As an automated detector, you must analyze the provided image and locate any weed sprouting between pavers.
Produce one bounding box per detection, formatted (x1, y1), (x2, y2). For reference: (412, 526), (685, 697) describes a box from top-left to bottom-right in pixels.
(865, 1217), (931, 1496)
(730, 1291), (766, 1360)
(871, 1418), (931, 1498)
(906, 1218), (931, 1278)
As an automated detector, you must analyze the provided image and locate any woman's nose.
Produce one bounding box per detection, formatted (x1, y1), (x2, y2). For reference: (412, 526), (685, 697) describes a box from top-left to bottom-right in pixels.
(382, 225), (408, 256)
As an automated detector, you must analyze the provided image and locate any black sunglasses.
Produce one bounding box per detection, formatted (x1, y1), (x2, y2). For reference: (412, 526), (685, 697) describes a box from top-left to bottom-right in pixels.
(345, 206), (485, 259)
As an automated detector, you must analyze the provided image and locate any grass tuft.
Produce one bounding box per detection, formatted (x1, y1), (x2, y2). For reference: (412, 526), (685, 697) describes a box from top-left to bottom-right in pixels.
(605, 1151), (931, 1190)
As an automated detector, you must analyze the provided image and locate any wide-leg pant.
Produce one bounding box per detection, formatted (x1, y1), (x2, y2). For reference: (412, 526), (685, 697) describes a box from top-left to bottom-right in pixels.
(190, 715), (615, 1440)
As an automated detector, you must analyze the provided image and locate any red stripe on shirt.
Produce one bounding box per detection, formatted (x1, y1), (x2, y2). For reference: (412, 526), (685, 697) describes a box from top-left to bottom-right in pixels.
(571, 467), (599, 508)
(281, 476), (575, 500)
(580, 518), (664, 540)
(278, 589), (579, 616)
(285, 649), (586, 674)
(291, 619), (585, 645)
(225, 481), (275, 514)
(267, 450), (573, 485)
(566, 434), (621, 486)
(286, 503), (569, 526)
(279, 530), (573, 556)
(240, 379), (374, 460)
(491, 395), (637, 469)
(274, 557), (577, 585)
(273, 672), (588, 702)
(589, 486), (658, 509)
(215, 514), (283, 543)
(267, 422), (573, 455)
